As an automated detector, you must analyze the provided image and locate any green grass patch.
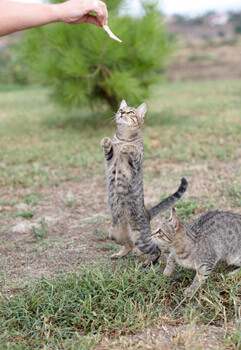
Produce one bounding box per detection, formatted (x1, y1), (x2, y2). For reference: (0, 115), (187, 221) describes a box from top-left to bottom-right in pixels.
(15, 210), (36, 219)
(0, 262), (240, 349)
(31, 218), (47, 241)
(22, 193), (43, 206)
(158, 199), (201, 220)
(175, 200), (199, 219)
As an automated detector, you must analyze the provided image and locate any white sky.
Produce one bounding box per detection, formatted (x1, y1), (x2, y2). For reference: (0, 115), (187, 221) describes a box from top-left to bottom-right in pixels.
(124, 0), (241, 15)
(13, 0), (241, 15)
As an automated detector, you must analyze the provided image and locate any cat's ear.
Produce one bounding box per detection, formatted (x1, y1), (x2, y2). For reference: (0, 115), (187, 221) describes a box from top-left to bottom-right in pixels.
(137, 103), (147, 119)
(119, 99), (127, 109)
(171, 208), (181, 231)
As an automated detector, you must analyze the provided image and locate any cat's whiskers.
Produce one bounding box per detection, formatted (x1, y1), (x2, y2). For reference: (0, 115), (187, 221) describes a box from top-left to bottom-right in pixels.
(103, 114), (116, 125)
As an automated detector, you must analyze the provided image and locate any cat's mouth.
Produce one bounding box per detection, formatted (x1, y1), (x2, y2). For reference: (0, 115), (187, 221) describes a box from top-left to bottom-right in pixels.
(116, 119), (138, 128)
(152, 228), (172, 243)
(116, 118), (131, 126)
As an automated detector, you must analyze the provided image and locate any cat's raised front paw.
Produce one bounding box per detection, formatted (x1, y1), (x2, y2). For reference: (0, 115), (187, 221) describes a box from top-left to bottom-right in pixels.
(101, 137), (111, 149)
(121, 144), (138, 155)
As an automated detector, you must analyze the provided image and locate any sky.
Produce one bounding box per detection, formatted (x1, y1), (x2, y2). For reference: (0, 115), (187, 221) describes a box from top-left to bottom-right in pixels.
(14, 0), (241, 16)
(123, 0), (241, 16)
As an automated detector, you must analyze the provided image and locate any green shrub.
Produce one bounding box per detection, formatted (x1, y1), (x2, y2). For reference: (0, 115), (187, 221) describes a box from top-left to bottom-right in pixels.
(19, 0), (173, 109)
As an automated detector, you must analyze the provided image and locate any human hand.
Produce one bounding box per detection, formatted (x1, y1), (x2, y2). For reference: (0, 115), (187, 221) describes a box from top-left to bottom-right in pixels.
(57, 0), (108, 27)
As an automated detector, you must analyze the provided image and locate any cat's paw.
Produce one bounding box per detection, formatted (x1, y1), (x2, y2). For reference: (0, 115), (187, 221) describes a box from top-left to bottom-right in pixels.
(121, 144), (138, 155)
(141, 255), (161, 267)
(163, 268), (173, 277)
(110, 252), (121, 259)
(101, 137), (111, 149)
(184, 287), (196, 297)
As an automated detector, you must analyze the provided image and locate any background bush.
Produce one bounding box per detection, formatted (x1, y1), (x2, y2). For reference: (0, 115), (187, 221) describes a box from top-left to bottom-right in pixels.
(0, 43), (29, 85)
(19, 0), (172, 109)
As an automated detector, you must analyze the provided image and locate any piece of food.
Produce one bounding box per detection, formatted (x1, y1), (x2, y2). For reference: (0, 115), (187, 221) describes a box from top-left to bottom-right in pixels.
(103, 24), (122, 43)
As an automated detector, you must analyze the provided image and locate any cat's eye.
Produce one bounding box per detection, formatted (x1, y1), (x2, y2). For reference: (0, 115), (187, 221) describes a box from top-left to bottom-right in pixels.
(127, 111), (135, 115)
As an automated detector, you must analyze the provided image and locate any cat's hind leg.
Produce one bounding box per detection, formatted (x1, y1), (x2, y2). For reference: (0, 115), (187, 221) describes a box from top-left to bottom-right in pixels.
(111, 244), (134, 259)
(110, 224), (134, 259)
(133, 230), (161, 266)
(108, 221), (118, 240)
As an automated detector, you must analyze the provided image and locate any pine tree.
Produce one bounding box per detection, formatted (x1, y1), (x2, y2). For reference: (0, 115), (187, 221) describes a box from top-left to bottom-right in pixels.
(20, 0), (172, 109)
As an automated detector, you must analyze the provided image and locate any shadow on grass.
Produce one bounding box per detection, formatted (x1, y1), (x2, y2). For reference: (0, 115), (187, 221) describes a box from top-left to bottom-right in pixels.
(43, 107), (115, 131)
(147, 109), (192, 127)
(0, 84), (38, 93)
(44, 108), (193, 131)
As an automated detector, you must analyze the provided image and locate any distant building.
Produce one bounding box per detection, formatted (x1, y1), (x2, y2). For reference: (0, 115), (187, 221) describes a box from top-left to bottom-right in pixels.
(204, 14), (229, 27)
(167, 22), (234, 43)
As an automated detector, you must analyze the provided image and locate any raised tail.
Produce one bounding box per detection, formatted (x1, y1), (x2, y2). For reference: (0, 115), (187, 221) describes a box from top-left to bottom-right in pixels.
(148, 178), (188, 220)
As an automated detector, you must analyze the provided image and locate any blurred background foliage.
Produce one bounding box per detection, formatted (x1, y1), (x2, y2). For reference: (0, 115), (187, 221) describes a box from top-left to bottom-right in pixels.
(0, 43), (29, 85)
(0, 0), (173, 109)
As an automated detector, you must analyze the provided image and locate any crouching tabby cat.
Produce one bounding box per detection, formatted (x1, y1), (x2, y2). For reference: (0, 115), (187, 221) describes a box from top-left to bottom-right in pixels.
(101, 99), (188, 265)
(152, 208), (241, 295)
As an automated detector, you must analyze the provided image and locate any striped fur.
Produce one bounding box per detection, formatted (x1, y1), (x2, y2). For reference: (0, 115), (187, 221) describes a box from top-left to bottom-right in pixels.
(153, 208), (241, 295)
(101, 100), (187, 265)
(148, 178), (188, 220)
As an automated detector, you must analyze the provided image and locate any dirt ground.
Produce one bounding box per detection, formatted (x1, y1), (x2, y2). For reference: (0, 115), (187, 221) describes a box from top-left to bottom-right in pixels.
(98, 322), (236, 350)
(0, 158), (240, 292)
(168, 37), (241, 81)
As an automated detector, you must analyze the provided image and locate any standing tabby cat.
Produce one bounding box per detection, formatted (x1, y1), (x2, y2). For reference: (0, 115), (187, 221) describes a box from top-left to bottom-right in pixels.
(152, 208), (241, 295)
(101, 100), (188, 265)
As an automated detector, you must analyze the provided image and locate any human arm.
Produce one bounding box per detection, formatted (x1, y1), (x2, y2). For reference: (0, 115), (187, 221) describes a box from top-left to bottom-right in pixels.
(0, 0), (108, 37)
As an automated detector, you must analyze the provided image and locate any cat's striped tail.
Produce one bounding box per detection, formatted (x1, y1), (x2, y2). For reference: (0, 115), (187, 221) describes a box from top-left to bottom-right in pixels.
(148, 178), (188, 220)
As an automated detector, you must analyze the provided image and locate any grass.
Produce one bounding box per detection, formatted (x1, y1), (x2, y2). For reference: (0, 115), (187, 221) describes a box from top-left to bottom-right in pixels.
(0, 262), (240, 349)
(224, 184), (241, 207)
(31, 218), (48, 241)
(0, 81), (240, 187)
(15, 210), (36, 219)
(0, 81), (240, 349)
(22, 193), (43, 206)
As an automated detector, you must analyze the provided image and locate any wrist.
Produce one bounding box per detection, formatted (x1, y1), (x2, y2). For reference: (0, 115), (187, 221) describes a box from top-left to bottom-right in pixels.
(48, 4), (63, 23)
(52, 3), (68, 23)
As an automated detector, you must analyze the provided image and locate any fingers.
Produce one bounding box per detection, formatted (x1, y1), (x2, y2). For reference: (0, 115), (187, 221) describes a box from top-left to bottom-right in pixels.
(99, 1), (108, 25)
(85, 14), (102, 27)
(58, 0), (108, 26)
(91, 0), (108, 26)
